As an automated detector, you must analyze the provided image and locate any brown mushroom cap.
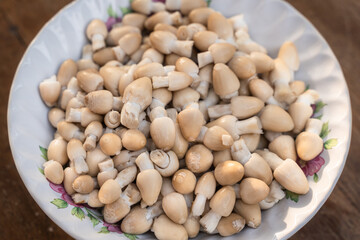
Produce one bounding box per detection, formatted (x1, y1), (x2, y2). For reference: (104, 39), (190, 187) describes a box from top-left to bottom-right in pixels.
(162, 192), (188, 224)
(243, 153), (273, 185)
(269, 135), (297, 161)
(57, 59), (78, 87)
(260, 105), (294, 132)
(193, 31), (218, 52)
(122, 129), (147, 151)
(154, 23), (178, 35)
(48, 108), (65, 128)
(178, 108), (204, 142)
(150, 117), (176, 150)
(99, 66), (125, 96)
(207, 12), (233, 40)
(172, 87), (200, 111)
(84, 90), (113, 115)
(86, 147), (108, 177)
(103, 197), (130, 224)
(72, 175), (95, 194)
(86, 19), (107, 40)
(234, 200), (261, 228)
(250, 52), (275, 73)
(185, 144), (213, 173)
(210, 186), (236, 216)
(194, 172), (216, 199)
(145, 11), (181, 30)
(228, 55), (256, 80)
(98, 179), (122, 204)
(137, 169), (163, 206)
(290, 80), (306, 96)
(238, 178), (270, 205)
(248, 78), (274, 102)
(217, 213), (245, 237)
(99, 133), (122, 156)
(63, 167), (78, 195)
(289, 102), (313, 134)
(172, 123), (189, 159)
(123, 77), (153, 111)
(296, 131), (323, 161)
(119, 32), (142, 55)
(231, 96), (264, 119)
(93, 48), (116, 66)
(77, 69), (104, 93)
(43, 160), (64, 184)
(39, 76), (61, 107)
(107, 26), (141, 46)
(152, 214), (188, 240)
(188, 7), (215, 26)
(278, 41), (300, 71)
(122, 13), (147, 30)
(212, 63), (240, 99)
(121, 206), (153, 234)
(172, 169), (196, 194)
(215, 160), (244, 186)
(47, 138), (68, 166)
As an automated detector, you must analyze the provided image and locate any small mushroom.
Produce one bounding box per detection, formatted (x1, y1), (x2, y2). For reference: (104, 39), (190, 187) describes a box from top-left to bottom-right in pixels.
(76, 69), (104, 93)
(86, 147), (108, 177)
(60, 77), (82, 110)
(131, 0), (166, 15)
(149, 107), (176, 150)
(82, 121), (103, 151)
(48, 108), (65, 128)
(256, 149), (309, 194)
(268, 135), (297, 161)
(207, 12), (234, 42)
(197, 126), (234, 151)
(150, 150), (179, 177)
(260, 104), (294, 132)
(97, 158), (118, 187)
(172, 169), (196, 194)
(122, 129), (147, 151)
(177, 23), (206, 41)
(278, 41), (299, 71)
(154, 23), (178, 35)
(152, 71), (193, 91)
(215, 160), (244, 186)
(99, 66), (125, 96)
(47, 137), (68, 166)
(208, 96), (264, 120)
(175, 57), (200, 83)
(248, 78), (283, 106)
(238, 153), (273, 185)
(217, 213), (245, 237)
(178, 107), (204, 142)
(66, 107), (102, 127)
(122, 12), (147, 30)
(228, 55), (256, 80)
(290, 80), (306, 96)
(133, 62), (171, 80)
(43, 160), (64, 184)
(151, 214), (188, 240)
(259, 180), (285, 210)
(67, 139), (88, 174)
(93, 47), (116, 66)
(172, 87), (200, 111)
(234, 200), (261, 228)
(86, 19), (108, 51)
(188, 7), (214, 25)
(57, 59), (78, 87)
(72, 190), (104, 208)
(199, 186), (236, 233)
(193, 31), (219, 52)
(99, 133), (122, 156)
(241, 133), (261, 152)
(198, 43), (236, 68)
(145, 11), (182, 31)
(191, 172), (216, 217)
(231, 138), (252, 165)
(72, 175), (95, 194)
(185, 144), (213, 173)
(171, 121), (189, 159)
(295, 118), (324, 161)
(104, 110), (121, 129)
(162, 192), (188, 224)
(63, 167), (78, 195)
(112, 32), (142, 62)
(249, 52), (275, 73)
(289, 89), (319, 133)
(106, 26), (141, 46)
(39, 75), (61, 107)
(238, 178), (270, 204)
(150, 31), (194, 58)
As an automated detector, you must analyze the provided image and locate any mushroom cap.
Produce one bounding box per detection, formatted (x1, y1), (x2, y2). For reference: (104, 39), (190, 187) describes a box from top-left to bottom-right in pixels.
(99, 133), (122, 156)
(243, 153), (273, 185)
(85, 90), (113, 115)
(231, 96), (264, 119)
(39, 76), (61, 107)
(86, 19), (107, 39)
(166, 71), (193, 91)
(194, 172), (216, 199)
(234, 200), (261, 228)
(57, 59), (78, 87)
(172, 87), (200, 111)
(260, 104), (294, 132)
(207, 12), (233, 40)
(43, 160), (64, 185)
(86, 147), (108, 177)
(152, 88), (173, 107)
(214, 160), (244, 186)
(76, 69), (104, 93)
(67, 139), (86, 161)
(296, 132), (323, 161)
(172, 123), (189, 159)
(203, 126), (234, 151)
(123, 77), (152, 110)
(210, 186), (236, 217)
(48, 108), (65, 128)
(274, 159), (309, 194)
(206, 115), (238, 140)
(145, 11), (176, 30)
(84, 121), (103, 139)
(150, 117), (176, 150)
(162, 192), (188, 224)
(121, 206), (153, 234)
(134, 62), (166, 80)
(212, 63), (240, 98)
(278, 41), (299, 71)
(122, 13), (147, 30)
(152, 214), (188, 240)
(185, 144), (213, 173)
(47, 138), (68, 166)
(228, 55), (256, 80)
(209, 43), (236, 64)
(119, 32), (142, 55)
(122, 129), (147, 151)
(239, 178), (270, 205)
(248, 78), (274, 102)
(106, 26), (141, 46)
(63, 167), (78, 195)
(241, 134), (261, 152)
(93, 48), (116, 66)
(249, 52), (275, 74)
(103, 197), (130, 223)
(179, 0), (207, 15)
(178, 108), (204, 142)
(172, 169), (196, 194)
(154, 23), (178, 35)
(290, 80), (306, 96)
(188, 7), (215, 26)
(72, 175), (95, 194)
(143, 48), (165, 63)
(175, 57), (199, 76)
(150, 30), (177, 54)
(213, 149), (232, 167)
(217, 213), (245, 237)
(183, 214), (200, 238)
(137, 169), (163, 206)
(154, 151), (179, 177)
(193, 31), (218, 52)
(289, 102), (313, 134)
(269, 135), (297, 161)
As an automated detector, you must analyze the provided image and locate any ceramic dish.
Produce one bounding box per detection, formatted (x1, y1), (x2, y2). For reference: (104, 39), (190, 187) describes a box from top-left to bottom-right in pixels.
(7, 0), (352, 239)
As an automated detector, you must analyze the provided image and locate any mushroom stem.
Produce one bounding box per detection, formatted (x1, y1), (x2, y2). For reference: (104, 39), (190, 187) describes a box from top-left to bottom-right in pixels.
(196, 126), (208, 142)
(92, 33), (105, 52)
(121, 102), (142, 129)
(198, 51), (213, 68)
(235, 116), (263, 136)
(255, 149), (283, 170)
(146, 200), (164, 220)
(112, 46), (126, 62)
(208, 104), (232, 119)
(231, 139), (251, 165)
(152, 76), (169, 89)
(259, 180), (285, 210)
(192, 194), (207, 217)
(83, 134), (97, 151)
(115, 165), (138, 188)
(199, 210), (222, 233)
(305, 118), (323, 135)
(136, 152), (154, 171)
(74, 157), (89, 175)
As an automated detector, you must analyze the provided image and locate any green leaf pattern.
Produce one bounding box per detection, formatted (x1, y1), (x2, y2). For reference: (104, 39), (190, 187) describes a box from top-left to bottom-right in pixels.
(324, 138), (338, 150)
(98, 227), (110, 234)
(39, 146), (48, 161)
(320, 122), (330, 139)
(51, 199), (68, 209)
(285, 190), (299, 203)
(124, 233), (139, 240)
(71, 207), (85, 220)
(313, 173), (319, 183)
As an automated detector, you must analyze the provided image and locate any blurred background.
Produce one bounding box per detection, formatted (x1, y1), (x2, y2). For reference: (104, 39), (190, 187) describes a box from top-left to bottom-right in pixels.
(0, 0), (359, 239)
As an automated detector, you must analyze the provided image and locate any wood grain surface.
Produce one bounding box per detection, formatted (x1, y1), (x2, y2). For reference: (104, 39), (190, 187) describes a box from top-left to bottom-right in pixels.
(0, 0), (359, 239)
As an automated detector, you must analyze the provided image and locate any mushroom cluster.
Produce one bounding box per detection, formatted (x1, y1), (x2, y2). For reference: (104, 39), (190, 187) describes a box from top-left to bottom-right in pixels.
(39, 0), (325, 239)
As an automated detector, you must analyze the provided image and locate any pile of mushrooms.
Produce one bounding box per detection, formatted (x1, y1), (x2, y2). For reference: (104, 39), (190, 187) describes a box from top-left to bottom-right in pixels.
(39, 0), (325, 239)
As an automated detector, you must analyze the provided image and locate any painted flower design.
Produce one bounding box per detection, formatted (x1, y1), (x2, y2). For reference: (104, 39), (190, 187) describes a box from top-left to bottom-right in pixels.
(297, 155), (325, 177)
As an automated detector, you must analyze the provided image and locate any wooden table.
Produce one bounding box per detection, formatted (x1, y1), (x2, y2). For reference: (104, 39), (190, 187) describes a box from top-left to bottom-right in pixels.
(0, 0), (359, 239)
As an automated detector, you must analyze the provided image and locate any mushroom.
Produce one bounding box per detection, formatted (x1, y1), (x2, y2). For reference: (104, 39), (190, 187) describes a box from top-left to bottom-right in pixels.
(289, 89), (320, 133)
(99, 66), (125, 96)
(296, 118), (324, 161)
(67, 139), (88, 174)
(199, 186), (236, 233)
(103, 183), (142, 223)
(172, 121), (189, 159)
(122, 129), (147, 151)
(63, 167), (78, 195)
(234, 29), (267, 54)
(152, 214), (188, 240)
(122, 13), (147, 30)
(172, 87), (200, 111)
(185, 144), (213, 173)
(162, 192), (188, 224)
(228, 55), (256, 80)
(60, 77), (81, 110)
(231, 138), (252, 165)
(93, 47), (116, 66)
(72, 175), (95, 194)
(121, 77), (152, 129)
(175, 57), (200, 84)
(150, 88), (173, 110)
(48, 108), (65, 128)
(161, 177), (175, 196)
(234, 200), (261, 228)
(128, 43), (151, 65)
(77, 44), (99, 71)
(207, 12), (234, 42)
(290, 80), (306, 96)
(86, 147), (108, 177)
(248, 78), (283, 106)
(188, 7), (214, 25)
(268, 135), (297, 161)
(121, 202), (163, 234)
(166, 0), (207, 15)
(260, 104), (295, 132)
(72, 190), (104, 208)
(66, 107), (102, 127)
(198, 43), (236, 68)
(149, 107), (176, 150)
(39, 75), (61, 107)
(57, 59), (78, 87)
(150, 31), (194, 58)
(104, 110), (121, 129)
(99, 133), (122, 156)
(249, 52), (275, 73)
(195, 64), (214, 100)
(259, 180), (285, 210)
(191, 172), (215, 217)
(112, 32), (142, 62)
(145, 11), (182, 31)
(135, 152), (163, 206)
(150, 149), (179, 177)
(213, 149), (232, 167)
(82, 121), (103, 151)
(193, 31), (219, 52)
(256, 149), (309, 194)
(172, 169), (196, 194)
(198, 88), (219, 121)
(278, 41), (299, 71)
(240, 133), (260, 152)
(238, 178), (270, 204)
(165, 53), (182, 65)
(152, 71), (193, 91)
(131, 0), (166, 15)
(208, 96), (264, 120)
(177, 23), (206, 41)
(178, 107), (204, 142)
(86, 19), (107, 51)
(154, 23), (178, 35)
(197, 126), (234, 151)
(214, 160), (244, 186)
(106, 26), (141, 46)
(237, 152), (273, 185)
(217, 213), (245, 237)
(184, 213), (200, 238)
(133, 62), (173, 80)
(207, 115), (263, 141)
(47, 137), (68, 166)
(76, 69), (104, 93)
(97, 158), (118, 187)
(113, 148), (147, 171)
(43, 160), (64, 184)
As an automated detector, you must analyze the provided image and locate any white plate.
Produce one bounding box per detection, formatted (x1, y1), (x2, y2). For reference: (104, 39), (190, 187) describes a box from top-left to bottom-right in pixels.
(7, 0), (352, 239)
